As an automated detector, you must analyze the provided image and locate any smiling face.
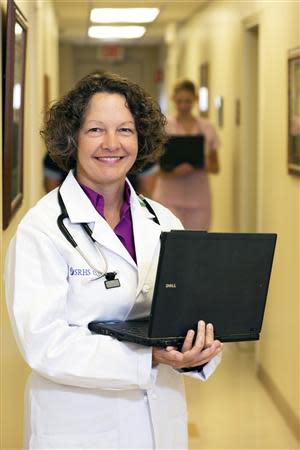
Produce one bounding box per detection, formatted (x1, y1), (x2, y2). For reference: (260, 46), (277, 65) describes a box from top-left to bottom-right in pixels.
(76, 92), (138, 192)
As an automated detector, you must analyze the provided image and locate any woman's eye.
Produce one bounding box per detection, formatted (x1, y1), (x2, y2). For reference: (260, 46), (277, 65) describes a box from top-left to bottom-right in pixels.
(88, 127), (103, 133)
(119, 128), (134, 134)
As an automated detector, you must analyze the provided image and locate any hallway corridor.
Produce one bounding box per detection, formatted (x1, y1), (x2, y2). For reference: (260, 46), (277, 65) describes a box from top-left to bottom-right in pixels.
(186, 344), (299, 449)
(1, 1), (299, 448)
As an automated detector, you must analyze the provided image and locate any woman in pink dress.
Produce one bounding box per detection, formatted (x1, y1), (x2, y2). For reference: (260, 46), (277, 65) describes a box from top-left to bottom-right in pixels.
(152, 80), (220, 230)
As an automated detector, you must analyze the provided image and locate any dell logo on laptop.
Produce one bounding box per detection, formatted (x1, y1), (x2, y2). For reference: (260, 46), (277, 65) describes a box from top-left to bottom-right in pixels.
(165, 283), (176, 288)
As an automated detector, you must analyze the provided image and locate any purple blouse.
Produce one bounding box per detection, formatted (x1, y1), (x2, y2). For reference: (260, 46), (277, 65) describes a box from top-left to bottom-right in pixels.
(80, 182), (137, 263)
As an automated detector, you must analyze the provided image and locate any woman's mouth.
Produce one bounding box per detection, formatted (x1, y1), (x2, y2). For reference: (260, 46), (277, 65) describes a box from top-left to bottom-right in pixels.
(94, 156), (123, 163)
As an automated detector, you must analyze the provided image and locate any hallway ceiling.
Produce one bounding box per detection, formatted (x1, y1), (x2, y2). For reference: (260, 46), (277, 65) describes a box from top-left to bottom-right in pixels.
(53, 1), (208, 45)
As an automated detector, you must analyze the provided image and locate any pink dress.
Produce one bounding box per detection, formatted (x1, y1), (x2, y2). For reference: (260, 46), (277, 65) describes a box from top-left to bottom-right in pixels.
(152, 116), (220, 230)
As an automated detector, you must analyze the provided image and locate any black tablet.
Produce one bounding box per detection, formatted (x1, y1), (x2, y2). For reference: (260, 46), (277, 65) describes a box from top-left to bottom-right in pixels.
(160, 135), (205, 171)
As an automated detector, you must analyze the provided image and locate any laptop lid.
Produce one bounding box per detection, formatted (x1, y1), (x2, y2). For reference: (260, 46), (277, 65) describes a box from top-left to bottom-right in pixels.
(148, 231), (277, 342)
(160, 135), (204, 171)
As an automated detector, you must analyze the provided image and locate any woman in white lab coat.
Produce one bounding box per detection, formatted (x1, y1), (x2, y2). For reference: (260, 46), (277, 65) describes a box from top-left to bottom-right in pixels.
(5, 72), (222, 450)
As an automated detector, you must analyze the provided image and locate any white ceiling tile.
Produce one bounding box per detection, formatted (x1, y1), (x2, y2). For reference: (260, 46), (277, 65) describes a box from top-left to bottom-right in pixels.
(53, 0), (207, 44)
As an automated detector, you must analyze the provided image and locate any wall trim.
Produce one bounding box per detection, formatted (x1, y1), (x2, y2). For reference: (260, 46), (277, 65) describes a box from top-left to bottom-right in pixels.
(257, 364), (300, 442)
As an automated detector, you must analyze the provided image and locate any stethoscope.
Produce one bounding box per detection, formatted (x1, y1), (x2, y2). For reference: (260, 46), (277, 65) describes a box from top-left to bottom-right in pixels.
(57, 188), (160, 289)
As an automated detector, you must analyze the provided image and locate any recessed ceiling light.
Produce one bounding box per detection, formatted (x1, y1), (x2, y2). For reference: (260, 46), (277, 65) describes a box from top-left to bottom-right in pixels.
(90, 8), (159, 24)
(88, 26), (146, 40)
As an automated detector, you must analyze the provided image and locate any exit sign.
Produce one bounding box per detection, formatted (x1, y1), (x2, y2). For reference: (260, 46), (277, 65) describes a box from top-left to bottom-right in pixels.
(97, 46), (124, 62)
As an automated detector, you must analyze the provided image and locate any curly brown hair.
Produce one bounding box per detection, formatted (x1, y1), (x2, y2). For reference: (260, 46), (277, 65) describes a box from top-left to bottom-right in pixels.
(41, 72), (167, 173)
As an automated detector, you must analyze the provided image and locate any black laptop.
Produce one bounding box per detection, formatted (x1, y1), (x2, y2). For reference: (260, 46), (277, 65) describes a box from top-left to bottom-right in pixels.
(160, 135), (205, 171)
(88, 231), (277, 346)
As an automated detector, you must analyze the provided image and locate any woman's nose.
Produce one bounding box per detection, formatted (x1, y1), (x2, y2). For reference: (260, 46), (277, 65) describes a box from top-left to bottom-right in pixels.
(101, 132), (120, 151)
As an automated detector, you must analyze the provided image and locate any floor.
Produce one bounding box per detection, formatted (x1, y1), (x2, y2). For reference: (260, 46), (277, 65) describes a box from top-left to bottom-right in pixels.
(185, 342), (299, 450)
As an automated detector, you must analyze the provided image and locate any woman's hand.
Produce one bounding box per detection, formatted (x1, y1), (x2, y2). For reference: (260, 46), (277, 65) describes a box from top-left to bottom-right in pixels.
(152, 320), (222, 370)
(161, 163), (194, 178)
(173, 162), (194, 176)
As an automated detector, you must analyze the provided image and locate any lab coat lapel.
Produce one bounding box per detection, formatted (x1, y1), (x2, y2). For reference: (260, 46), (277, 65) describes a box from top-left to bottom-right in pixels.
(91, 220), (136, 268)
(59, 171), (137, 268)
(130, 191), (162, 295)
(59, 171), (98, 223)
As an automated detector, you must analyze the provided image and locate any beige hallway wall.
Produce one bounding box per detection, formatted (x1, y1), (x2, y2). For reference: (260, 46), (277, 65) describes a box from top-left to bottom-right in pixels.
(59, 43), (160, 99)
(163, 0), (299, 437)
(1, 1), (59, 448)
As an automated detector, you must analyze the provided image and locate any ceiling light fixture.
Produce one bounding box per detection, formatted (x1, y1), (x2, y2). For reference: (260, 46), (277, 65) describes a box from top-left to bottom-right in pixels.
(90, 8), (160, 24)
(88, 26), (146, 40)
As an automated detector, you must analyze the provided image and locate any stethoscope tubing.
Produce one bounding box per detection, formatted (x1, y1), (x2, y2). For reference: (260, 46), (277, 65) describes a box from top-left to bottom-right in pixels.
(56, 187), (160, 280)
(57, 189), (108, 279)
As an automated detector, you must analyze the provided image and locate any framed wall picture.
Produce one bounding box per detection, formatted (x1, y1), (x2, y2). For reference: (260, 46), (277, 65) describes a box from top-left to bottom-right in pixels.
(214, 95), (224, 128)
(43, 73), (50, 114)
(3, 0), (27, 229)
(235, 99), (241, 126)
(199, 62), (209, 117)
(288, 47), (300, 175)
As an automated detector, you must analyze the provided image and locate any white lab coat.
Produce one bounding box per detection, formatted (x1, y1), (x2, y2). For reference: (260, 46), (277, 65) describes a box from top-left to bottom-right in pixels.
(5, 171), (221, 450)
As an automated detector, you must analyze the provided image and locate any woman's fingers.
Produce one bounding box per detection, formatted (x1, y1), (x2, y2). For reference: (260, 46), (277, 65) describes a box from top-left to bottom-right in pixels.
(178, 321), (222, 367)
(181, 329), (195, 352)
(183, 320), (205, 358)
(152, 347), (181, 367)
(193, 320), (206, 350)
(169, 341), (221, 369)
(154, 320), (222, 369)
(183, 321), (216, 353)
(188, 340), (222, 367)
(154, 340), (222, 370)
(205, 323), (214, 347)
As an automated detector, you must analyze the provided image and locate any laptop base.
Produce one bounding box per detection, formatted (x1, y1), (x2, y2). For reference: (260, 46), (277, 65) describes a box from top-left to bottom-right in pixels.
(88, 320), (260, 346)
(88, 320), (185, 347)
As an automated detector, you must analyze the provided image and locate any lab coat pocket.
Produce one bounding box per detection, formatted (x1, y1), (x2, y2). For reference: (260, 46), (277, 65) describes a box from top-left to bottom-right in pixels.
(28, 429), (119, 449)
(27, 375), (120, 449)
